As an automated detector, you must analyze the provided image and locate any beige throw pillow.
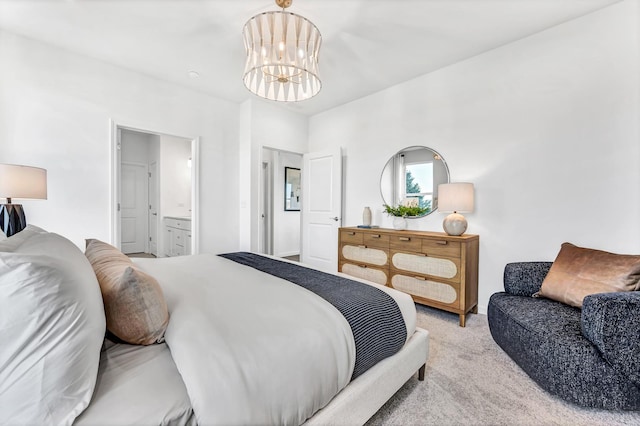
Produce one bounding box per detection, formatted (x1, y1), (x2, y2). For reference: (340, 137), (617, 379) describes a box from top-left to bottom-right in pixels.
(85, 239), (169, 345)
(537, 242), (640, 308)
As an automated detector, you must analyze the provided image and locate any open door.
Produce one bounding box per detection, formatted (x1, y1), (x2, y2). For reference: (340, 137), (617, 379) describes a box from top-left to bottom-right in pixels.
(300, 148), (342, 272)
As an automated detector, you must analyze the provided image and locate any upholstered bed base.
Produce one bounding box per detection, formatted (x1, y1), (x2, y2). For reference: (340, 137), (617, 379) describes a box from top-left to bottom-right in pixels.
(306, 327), (429, 425)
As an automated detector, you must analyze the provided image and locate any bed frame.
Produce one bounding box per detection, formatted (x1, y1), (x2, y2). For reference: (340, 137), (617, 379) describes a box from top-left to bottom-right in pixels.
(305, 327), (429, 425)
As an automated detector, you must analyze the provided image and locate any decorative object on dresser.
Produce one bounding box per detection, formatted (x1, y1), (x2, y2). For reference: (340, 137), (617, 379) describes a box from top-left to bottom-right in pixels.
(338, 227), (479, 326)
(438, 182), (474, 236)
(362, 206), (372, 227)
(383, 198), (429, 230)
(0, 164), (47, 237)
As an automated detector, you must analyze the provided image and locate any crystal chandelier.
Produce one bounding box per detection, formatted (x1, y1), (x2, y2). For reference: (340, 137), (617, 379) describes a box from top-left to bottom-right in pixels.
(243, 0), (322, 102)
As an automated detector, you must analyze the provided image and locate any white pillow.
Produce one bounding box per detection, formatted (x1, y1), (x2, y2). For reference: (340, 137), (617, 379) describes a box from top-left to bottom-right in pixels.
(0, 230), (105, 425)
(0, 224), (47, 252)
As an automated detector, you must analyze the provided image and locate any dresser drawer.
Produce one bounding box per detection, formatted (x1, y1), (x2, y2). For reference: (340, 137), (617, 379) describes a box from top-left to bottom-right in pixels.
(341, 244), (388, 267)
(391, 251), (461, 282)
(363, 232), (389, 248)
(422, 239), (460, 258)
(340, 262), (388, 286)
(340, 230), (363, 245)
(389, 234), (421, 252)
(390, 273), (460, 307)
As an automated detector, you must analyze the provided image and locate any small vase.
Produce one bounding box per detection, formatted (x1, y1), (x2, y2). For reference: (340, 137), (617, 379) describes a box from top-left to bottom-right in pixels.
(362, 207), (372, 226)
(393, 216), (407, 230)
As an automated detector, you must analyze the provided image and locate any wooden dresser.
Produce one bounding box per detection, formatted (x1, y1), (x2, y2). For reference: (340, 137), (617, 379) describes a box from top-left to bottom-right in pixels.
(338, 227), (479, 327)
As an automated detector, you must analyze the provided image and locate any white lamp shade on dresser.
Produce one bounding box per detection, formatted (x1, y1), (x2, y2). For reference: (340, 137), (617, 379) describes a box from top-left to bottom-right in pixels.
(438, 183), (474, 236)
(438, 183), (474, 213)
(0, 164), (48, 200)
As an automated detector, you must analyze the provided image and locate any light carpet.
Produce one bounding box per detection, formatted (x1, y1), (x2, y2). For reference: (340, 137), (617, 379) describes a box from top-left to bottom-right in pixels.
(365, 304), (640, 426)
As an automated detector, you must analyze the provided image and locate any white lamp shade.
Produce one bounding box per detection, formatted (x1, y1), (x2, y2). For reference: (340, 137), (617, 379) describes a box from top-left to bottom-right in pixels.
(438, 182), (474, 213)
(0, 164), (47, 200)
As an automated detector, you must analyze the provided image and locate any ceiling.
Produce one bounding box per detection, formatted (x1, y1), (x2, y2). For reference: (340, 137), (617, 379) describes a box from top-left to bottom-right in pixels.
(0, 0), (621, 116)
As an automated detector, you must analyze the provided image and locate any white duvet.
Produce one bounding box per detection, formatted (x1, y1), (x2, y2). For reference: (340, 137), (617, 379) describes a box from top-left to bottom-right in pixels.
(135, 253), (415, 425)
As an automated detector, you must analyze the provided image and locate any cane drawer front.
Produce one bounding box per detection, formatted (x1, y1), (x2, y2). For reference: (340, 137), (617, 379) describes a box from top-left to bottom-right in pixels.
(340, 230), (363, 245)
(390, 251), (461, 283)
(339, 262), (389, 286)
(390, 273), (460, 306)
(363, 232), (390, 248)
(341, 244), (389, 267)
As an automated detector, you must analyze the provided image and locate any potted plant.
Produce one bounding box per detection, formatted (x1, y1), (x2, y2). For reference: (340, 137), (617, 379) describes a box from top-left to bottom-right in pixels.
(383, 199), (430, 230)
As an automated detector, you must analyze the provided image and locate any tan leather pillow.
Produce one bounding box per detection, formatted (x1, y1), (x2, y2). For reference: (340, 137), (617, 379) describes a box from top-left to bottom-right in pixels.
(85, 239), (169, 345)
(537, 242), (640, 308)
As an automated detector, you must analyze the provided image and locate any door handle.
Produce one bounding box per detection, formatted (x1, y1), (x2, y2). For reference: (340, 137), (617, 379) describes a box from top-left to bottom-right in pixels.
(152, 213), (157, 216)
(330, 217), (339, 222)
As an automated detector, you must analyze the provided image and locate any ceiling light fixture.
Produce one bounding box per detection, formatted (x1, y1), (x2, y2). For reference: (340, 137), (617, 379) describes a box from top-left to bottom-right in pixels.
(242, 0), (322, 102)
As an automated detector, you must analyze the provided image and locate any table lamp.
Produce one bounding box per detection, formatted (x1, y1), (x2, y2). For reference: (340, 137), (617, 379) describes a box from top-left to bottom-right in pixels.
(438, 182), (474, 236)
(0, 164), (47, 237)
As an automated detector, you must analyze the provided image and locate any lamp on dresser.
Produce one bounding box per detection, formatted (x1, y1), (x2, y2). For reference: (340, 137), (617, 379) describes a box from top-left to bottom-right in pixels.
(0, 164), (47, 237)
(438, 182), (474, 236)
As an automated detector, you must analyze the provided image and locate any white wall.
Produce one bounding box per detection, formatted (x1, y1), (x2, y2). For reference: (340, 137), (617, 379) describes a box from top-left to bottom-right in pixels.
(160, 134), (191, 218)
(309, 1), (640, 313)
(0, 30), (240, 253)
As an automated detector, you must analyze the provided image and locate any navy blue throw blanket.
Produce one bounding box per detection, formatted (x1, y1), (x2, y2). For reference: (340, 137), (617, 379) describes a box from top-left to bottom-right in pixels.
(219, 252), (407, 379)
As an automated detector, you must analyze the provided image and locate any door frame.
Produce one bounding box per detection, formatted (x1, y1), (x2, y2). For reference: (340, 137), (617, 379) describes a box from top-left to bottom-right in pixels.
(258, 146), (303, 257)
(109, 119), (200, 255)
(148, 160), (159, 257)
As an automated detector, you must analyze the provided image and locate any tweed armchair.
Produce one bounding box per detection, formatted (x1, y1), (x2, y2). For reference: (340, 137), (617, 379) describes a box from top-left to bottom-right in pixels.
(488, 262), (640, 410)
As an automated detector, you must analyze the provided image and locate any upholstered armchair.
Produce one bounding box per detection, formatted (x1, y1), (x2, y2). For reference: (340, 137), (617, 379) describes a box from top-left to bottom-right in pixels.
(488, 261), (640, 410)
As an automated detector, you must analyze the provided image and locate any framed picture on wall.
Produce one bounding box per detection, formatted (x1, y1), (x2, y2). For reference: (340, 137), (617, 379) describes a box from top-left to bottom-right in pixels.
(284, 167), (301, 211)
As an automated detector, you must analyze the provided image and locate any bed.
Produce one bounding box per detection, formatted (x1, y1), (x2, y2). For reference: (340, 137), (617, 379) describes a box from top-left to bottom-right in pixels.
(0, 226), (429, 425)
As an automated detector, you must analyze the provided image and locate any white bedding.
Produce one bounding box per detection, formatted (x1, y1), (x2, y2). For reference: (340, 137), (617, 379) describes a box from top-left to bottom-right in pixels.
(75, 340), (194, 426)
(134, 253), (416, 425)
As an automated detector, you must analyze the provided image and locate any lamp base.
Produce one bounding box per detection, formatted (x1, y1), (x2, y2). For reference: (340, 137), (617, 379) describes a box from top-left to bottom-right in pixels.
(0, 204), (26, 237)
(443, 212), (467, 236)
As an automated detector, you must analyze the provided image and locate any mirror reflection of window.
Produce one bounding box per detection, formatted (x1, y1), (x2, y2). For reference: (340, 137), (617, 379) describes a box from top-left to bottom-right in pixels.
(405, 162), (433, 211)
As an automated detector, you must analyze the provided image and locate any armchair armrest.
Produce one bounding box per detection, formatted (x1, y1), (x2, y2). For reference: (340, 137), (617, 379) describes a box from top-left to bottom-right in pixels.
(582, 292), (640, 388)
(503, 262), (552, 296)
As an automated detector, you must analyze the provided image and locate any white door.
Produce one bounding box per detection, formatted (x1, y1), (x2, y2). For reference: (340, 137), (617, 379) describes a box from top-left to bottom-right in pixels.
(300, 148), (342, 272)
(121, 162), (148, 254)
(148, 162), (158, 256)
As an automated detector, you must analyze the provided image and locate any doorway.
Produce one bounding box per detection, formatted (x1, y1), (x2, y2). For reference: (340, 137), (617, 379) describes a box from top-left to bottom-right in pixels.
(260, 147), (303, 259)
(110, 121), (199, 257)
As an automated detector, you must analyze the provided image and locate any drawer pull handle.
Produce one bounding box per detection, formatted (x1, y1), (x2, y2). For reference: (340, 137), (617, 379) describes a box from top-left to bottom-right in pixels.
(399, 237), (411, 242)
(358, 245), (367, 249)
(348, 232), (356, 236)
(359, 265), (368, 269)
(372, 234), (381, 238)
(414, 276), (426, 281)
(436, 240), (448, 245)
